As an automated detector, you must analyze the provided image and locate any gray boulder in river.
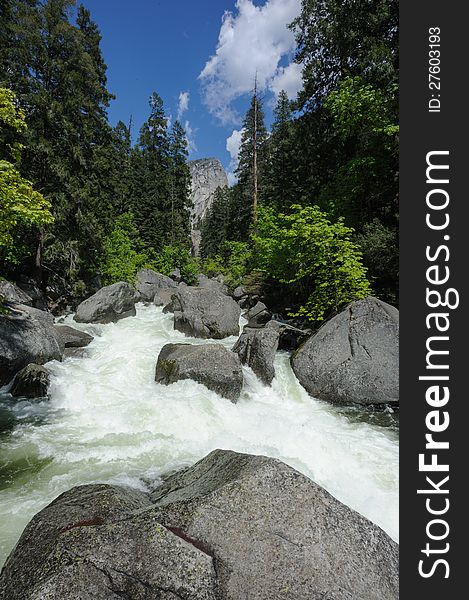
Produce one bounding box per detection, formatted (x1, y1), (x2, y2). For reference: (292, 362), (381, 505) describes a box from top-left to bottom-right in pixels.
(164, 286), (241, 339)
(74, 282), (137, 324)
(156, 343), (243, 402)
(10, 363), (50, 398)
(292, 296), (399, 406)
(232, 326), (279, 385)
(0, 450), (399, 600)
(136, 269), (177, 302)
(0, 304), (63, 386)
(54, 325), (93, 348)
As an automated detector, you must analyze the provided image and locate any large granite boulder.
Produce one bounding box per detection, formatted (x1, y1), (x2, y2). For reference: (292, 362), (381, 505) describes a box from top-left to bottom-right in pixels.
(189, 158), (228, 256)
(0, 450), (399, 600)
(10, 363), (50, 398)
(232, 326), (279, 385)
(164, 287), (241, 339)
(136, 269), (177, 302)
(0, 305), (63, 386)
(54, 325), (93, 348)
(292, 297), (399, 406)
(74, 282), (137, 324)
(0, 280), (32, 305)
(155, 343), (243, 402)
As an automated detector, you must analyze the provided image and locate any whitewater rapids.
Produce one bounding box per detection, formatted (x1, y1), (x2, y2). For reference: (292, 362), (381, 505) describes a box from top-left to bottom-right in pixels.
(0, 304), (398, 566)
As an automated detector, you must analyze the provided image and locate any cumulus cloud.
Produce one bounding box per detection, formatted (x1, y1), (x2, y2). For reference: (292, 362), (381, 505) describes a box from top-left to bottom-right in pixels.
(226, 128), (244, 184)
(270, 61), (303, 99)
(199, 0), (302, 123)
(177, 91), (190, 120)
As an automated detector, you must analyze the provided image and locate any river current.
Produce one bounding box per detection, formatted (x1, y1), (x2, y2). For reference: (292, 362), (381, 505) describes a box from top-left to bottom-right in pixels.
(0, 303), (399, 567)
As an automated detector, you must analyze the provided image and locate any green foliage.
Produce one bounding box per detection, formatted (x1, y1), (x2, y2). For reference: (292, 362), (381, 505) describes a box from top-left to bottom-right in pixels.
(0, 88), (53, 250)
(201, 241), (253, 290)
(252, 205), (372, 323)
(324, 77), (398, 144)
(150, 244), (198, 285)
(356, 218), (398, 306)
(100, 212), (147, 285)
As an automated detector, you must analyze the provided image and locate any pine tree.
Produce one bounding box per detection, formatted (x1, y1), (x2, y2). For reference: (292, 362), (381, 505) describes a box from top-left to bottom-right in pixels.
(234, 85), (268, 236)
(131, 92), (171, 251)
(265, 90), (296, 212)
(168, 120), (192, 247)
(200, 186), (230, 257)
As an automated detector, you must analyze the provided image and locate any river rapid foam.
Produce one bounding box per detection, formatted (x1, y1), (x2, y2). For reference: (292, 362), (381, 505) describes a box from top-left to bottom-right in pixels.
(0, 303), (398, 566)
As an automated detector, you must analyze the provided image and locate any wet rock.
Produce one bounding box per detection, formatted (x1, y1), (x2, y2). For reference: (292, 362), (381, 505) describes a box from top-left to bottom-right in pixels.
(156, 343), (243, 402)
(232, 326), (279, 385)
(266, 320), (310, 351)
(74, 282), (137, 324)
(164, 287), (241, 339)
(292, 297), (399, 406)
(136, 269), (177, 302)
(246, 301), (271, 328)
(54, 325), (93, 348)
(10, 364), (50, 398)
(0, 305), (63, 386)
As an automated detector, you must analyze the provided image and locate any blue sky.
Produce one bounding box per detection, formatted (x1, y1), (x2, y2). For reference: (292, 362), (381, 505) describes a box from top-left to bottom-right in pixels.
(80, 0), (303, 180)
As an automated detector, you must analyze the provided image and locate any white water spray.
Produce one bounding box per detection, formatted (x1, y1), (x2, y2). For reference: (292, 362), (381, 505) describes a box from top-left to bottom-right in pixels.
(0, 304), (398, 566)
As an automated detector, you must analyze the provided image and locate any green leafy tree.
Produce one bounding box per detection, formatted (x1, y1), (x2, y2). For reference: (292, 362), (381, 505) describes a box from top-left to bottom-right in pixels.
(0, 88), (52, 252)
(291, 0), (398, 109)
(100, 212), (147, 285)
(253, 204), (372, 323)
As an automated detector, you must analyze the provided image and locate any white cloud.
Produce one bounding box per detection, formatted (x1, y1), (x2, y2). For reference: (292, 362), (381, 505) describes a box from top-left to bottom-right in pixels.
(270, 61), (303, 99)
(184, 119), (197, 155)
(226, 128), (244, 184)
(177, 91), (190, 120)
(199, 0), (302, 123)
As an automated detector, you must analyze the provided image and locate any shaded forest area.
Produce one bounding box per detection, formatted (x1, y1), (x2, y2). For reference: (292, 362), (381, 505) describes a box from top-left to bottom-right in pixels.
(1, 0), (398, 324)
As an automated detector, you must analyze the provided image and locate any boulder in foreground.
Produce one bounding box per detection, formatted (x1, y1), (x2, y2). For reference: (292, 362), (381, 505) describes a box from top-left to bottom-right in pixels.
(156, 343), (243, 402)
(292, 296), (399, 406)
(0, 450), (398, 600)
(74, 282), (137, 324)
(164, 286), (241, 339)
